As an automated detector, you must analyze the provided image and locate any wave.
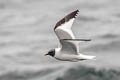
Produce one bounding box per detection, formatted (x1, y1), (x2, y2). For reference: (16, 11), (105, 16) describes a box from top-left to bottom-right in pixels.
(77, 15), (98, 22)
(0, 65), (119, 80)
(97, 34), (119, 39)
(56, 65), (120, 80)
(0, 67), (60, 80)
(83, 39), (120, 52)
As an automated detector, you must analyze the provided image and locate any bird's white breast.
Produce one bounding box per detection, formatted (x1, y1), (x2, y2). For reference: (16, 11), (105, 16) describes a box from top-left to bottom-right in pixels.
(55, 48), (81, 61)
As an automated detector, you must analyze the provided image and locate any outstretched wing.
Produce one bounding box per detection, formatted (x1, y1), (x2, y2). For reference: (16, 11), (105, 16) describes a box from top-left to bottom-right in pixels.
(54, 10), (79, 40)
(60, 39), (91, 55)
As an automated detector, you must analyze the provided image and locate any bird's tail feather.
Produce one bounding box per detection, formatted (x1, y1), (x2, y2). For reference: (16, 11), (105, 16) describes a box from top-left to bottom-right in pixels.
(79, 54), (96, 60)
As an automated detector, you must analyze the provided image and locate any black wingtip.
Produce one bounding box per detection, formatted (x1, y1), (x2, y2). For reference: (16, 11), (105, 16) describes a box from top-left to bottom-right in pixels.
(84, 39), (91, 41)
(62, 39), (92, 41)
(71, 10), (79, 18)
(68, 9), (79, 19)
(54, 10), (79, 30)
(73, 10), (79, 13)
(75, 10), (79, 13)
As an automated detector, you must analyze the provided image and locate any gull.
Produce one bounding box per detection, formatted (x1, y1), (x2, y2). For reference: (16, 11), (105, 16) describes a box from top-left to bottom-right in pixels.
(45, 10), (96, 62)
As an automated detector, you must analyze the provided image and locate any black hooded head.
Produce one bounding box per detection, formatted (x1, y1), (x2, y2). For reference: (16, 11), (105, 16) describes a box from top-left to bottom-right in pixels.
(45, 49), (55, 57)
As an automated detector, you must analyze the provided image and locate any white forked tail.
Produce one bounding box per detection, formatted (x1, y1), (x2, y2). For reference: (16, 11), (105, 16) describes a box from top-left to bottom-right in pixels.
(79, 54), (96, 60)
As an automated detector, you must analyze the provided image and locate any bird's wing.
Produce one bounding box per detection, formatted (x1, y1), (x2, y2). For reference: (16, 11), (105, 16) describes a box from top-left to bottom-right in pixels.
(54, 10), (79, 40)
(60, 39), (91, 55)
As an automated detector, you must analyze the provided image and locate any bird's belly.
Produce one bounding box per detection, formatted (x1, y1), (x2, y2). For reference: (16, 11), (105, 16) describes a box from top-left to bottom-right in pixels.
(55, 54), (80, 62)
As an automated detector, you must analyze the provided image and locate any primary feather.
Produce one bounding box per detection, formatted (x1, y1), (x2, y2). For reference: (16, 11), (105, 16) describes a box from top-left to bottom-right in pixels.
(54, 10), (79, 39)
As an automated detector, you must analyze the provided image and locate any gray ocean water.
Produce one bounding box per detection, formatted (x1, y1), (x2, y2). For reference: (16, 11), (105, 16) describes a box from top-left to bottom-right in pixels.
(0, 0), (120, 80)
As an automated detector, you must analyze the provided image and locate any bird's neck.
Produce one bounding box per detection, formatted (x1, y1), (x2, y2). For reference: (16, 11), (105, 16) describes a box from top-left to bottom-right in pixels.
(55, 48), (61, 54)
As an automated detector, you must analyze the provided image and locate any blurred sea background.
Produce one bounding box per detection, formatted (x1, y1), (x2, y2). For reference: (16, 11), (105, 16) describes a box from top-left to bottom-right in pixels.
(0, 0), (120, 80)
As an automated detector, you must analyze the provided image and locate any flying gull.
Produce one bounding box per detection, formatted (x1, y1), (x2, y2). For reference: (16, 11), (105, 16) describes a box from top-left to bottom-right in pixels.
(45, 10), (96, 62)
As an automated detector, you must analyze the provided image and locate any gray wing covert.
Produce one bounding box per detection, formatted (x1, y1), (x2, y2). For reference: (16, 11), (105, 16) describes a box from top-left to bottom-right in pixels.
(60, 40), (78, 55)
(60, 39), (91, 55)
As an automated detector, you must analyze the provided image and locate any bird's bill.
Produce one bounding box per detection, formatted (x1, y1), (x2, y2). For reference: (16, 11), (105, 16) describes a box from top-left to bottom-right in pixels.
(44, 53), (48, 56)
